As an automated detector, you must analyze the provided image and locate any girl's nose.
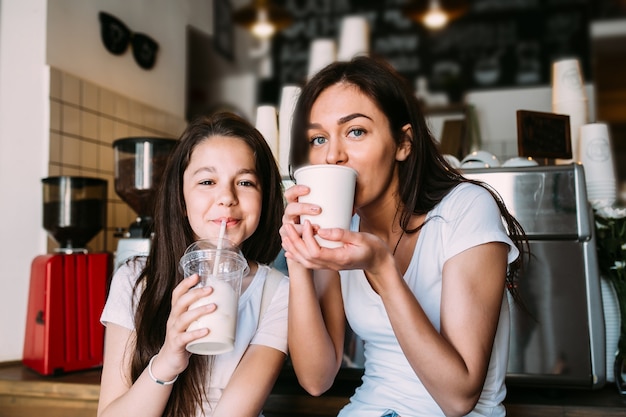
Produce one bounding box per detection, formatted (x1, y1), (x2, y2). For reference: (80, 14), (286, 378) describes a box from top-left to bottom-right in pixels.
(217, 185), (237, 206)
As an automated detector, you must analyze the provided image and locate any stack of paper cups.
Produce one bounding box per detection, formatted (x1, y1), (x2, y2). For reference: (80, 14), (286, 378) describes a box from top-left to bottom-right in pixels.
(579, 122), (616, 205)
(278, 86), (302, 176)
(551, 58), (588, 164)
(308, 38), (336, 81)
(255, 105), (279, 161)
(337, 15), (370, 61)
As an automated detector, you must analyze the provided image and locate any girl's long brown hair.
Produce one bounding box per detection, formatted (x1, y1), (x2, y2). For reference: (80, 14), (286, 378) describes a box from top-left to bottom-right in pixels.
(129, 112), (284, 417)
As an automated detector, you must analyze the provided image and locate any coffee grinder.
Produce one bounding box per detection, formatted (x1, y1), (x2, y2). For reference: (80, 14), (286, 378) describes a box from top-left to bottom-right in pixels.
(113, 137), (176, 269)
(23, 176), (111, 375)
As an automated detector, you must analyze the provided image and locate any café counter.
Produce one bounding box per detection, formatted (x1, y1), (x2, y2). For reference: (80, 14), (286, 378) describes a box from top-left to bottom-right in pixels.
(0, 362), (624, 417)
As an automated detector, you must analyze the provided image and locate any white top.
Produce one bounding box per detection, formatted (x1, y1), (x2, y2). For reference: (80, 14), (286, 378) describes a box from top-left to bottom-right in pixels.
(101, 260), (289, 416)
(339, 183), (519, 417)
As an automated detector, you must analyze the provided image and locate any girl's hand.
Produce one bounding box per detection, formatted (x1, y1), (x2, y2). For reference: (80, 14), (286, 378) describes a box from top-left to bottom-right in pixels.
(157, 274), (217, 375)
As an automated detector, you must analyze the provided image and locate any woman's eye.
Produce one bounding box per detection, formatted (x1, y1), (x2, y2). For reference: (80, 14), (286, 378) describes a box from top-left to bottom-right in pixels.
(348, 128), (365, 138)
(309, 136), (327, 146)
(199, 179), (215, 186)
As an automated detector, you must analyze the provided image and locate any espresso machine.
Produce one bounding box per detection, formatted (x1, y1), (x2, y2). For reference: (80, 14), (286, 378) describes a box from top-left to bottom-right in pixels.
(23, 176), (111, 375)
(113, 137), (176, 269)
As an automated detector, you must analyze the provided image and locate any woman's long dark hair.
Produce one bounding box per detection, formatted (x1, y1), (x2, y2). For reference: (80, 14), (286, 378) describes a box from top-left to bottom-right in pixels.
(130, 112), (284, 417)
(290, 56), (528, 303)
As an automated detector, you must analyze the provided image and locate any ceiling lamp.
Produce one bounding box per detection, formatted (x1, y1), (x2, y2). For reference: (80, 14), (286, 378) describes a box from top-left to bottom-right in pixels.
(403, 0), (469, 30)
(233, 0), (294, 39)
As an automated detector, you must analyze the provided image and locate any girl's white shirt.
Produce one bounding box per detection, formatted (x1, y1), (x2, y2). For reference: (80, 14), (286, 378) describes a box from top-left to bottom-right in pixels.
(101, 260), (289, 416)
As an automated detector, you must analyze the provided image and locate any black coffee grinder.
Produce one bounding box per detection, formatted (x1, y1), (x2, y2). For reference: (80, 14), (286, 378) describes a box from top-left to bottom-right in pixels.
(113, 137), (176, 269)
(23, 176), (111, 375)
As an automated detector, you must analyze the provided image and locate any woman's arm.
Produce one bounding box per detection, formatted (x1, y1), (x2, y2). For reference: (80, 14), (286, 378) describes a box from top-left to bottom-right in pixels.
(212, 345), (286, 417)
(286, 259), (345, 395)
(375, 242), (508, 417)
(280, 184), (346, 396)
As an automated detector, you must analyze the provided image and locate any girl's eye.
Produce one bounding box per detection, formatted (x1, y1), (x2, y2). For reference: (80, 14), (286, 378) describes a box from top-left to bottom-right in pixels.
(348, 128), (365, 138)
(309, 136), (327, 146)
(199, 179), (215, 186)
(238, 179), (256, 187)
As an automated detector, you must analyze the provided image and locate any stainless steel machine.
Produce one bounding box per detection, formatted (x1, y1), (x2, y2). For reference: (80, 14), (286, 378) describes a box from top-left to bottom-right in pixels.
(464, 163), (606, 389)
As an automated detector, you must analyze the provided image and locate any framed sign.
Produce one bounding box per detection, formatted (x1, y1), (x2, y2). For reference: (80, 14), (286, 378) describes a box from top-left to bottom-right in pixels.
(214, 0), (234, 61)
(516, 110), (572, 160)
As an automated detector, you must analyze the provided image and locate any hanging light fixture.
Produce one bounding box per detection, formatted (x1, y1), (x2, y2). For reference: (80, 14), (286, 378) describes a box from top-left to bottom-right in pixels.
(403, 0), (469, 30)
(233, 0), (294, 39)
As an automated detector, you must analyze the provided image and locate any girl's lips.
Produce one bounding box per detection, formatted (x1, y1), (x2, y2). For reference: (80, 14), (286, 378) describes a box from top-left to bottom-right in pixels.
(214, 218), (238, 227)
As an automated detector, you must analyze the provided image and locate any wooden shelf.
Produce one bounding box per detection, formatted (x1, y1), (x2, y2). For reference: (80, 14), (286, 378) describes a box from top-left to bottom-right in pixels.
(1, 361), (625, 417)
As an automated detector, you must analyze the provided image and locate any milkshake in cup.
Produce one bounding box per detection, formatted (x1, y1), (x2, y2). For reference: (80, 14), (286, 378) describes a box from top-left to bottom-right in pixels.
(180, 238), (248, 355)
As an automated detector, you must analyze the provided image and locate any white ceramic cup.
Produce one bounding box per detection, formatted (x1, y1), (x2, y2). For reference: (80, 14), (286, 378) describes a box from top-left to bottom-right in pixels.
(294, 165), (357, 248)
(278, 86), (302, 176)
(308, 38), (336, 81)
(337, 15), (369, 61)
(180, 238), (248, 355)
(255, 105), (278, 159)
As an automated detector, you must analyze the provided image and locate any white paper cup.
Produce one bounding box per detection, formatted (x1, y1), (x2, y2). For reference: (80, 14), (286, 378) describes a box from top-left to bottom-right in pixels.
(308, 38), (336, 81)
(180, 238), (248, 355)
(551, 58), (587, 103)
(294, 165), (357, 248)
(580, 123), (617, 204)
(278, 86), (302, 176)
(553, 99), (589, 164)
(337, 16), (369, 61)
(255, 105), (278, 159)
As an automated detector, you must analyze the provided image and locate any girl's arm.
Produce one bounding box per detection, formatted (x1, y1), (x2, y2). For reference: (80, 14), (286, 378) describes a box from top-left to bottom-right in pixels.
(97, 275), (216, 417)
(212, 344), (286, 417)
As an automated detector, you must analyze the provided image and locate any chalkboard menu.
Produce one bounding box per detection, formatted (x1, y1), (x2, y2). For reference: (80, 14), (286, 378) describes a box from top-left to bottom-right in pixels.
(265, 0), (591, 103)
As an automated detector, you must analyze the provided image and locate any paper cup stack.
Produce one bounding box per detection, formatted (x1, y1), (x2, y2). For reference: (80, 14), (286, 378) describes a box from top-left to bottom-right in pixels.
(255, 105), (279, 160)
(278, 85), (302, 176)
(307, 38), (336, 81)
(337, 16), (370, 61)
(551, 58), (589, 164)
(579, 123), (617, 205)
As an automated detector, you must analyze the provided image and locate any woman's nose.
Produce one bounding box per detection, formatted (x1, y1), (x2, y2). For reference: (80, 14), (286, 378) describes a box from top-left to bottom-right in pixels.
(325, 138), (347, 165)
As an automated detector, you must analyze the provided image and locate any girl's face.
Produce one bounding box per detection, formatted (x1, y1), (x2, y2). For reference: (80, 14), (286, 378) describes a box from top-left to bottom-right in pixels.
(306, 83), (410, 210)
(183, 136), (262, 246)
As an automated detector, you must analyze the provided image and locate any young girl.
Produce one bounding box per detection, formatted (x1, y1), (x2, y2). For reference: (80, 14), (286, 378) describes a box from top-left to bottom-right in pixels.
(281, 57), (528, 417)
(98, 112), (288, 417)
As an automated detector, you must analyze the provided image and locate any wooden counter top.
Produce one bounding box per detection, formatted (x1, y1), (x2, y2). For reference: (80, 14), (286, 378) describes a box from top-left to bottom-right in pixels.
(1, 361), (625, 417)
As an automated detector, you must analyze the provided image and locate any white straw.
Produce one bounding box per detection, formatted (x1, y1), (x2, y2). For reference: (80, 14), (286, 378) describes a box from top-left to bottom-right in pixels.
(213, 220), (227, 276)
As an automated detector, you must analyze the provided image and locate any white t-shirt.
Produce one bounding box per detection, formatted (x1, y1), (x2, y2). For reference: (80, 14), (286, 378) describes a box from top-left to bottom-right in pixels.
(100, 260), (289, 416)
(339, 183), (519, 417)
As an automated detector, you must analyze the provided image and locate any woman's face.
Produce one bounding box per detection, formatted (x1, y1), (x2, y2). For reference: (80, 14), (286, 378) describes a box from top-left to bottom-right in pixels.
(306, 83), (409, 210)
(183, 136), (262, 246)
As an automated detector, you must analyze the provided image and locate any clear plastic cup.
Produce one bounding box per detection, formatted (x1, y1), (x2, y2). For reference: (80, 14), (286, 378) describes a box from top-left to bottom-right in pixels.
(180, 238), (249, 355)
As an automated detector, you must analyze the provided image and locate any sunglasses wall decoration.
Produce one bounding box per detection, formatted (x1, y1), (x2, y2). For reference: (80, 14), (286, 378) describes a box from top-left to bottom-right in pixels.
(99, 12), (159, 70)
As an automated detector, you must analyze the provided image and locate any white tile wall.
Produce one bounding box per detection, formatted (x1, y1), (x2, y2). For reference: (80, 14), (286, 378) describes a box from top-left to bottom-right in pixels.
(48, 67), (187, 253)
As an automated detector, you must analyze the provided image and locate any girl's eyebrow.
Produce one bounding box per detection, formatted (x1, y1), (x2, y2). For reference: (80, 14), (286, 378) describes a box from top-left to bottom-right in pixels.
(307, 113), (372, 130)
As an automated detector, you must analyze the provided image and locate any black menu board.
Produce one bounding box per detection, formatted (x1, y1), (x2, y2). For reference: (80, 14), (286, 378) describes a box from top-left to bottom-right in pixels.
(266, 0), (591, 103)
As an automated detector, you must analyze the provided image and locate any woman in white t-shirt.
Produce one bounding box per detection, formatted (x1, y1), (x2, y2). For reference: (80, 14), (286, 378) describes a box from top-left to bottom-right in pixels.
(98, 113), (288, 417)
(280, 57), (529, 417)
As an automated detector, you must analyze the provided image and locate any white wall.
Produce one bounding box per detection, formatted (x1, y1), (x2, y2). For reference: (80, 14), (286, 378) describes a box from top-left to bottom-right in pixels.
(0, 0), (49, 362)
(46, 0), (214, 118)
